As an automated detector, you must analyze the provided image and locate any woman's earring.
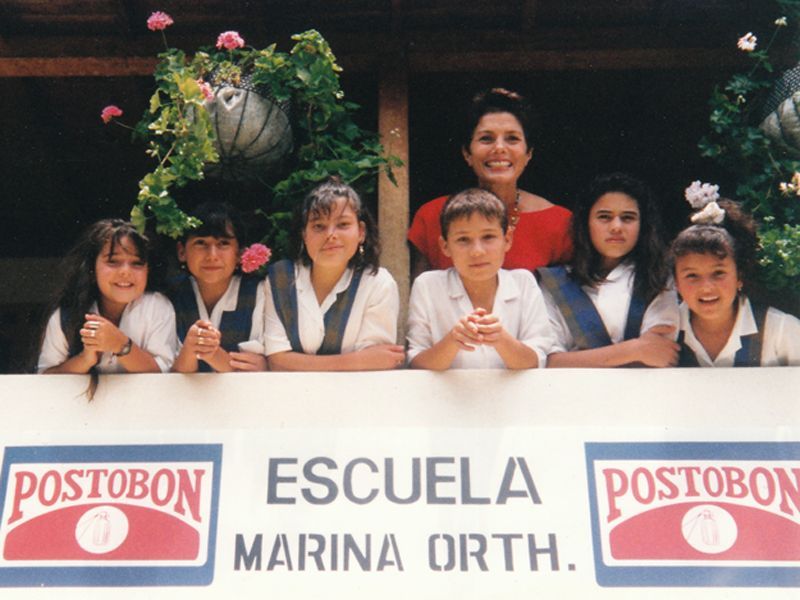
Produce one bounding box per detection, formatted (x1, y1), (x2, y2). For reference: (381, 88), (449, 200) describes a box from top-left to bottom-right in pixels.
(359, 243), (365, 260)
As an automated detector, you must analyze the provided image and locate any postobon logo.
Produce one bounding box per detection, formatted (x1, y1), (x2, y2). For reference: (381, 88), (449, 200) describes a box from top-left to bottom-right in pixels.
(585, 442), (800, 588)
(0, 445), (222, 587)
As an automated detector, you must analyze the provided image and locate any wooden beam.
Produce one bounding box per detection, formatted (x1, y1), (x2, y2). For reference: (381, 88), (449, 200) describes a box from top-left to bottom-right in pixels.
(0, 45), (756, 78)
(407, 47), (753, 72)
(378, 56), (410, 341)
(521, 0), (537, 32)
(0, 57), (156, 77)
(390, 0), (404, 34)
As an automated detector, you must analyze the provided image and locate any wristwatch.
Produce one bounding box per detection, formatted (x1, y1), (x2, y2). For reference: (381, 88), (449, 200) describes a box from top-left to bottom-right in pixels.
(114, 337), (133, 357)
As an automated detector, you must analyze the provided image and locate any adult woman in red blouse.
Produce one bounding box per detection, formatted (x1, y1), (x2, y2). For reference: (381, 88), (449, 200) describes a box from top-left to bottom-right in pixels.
(408, 88), (572, 277)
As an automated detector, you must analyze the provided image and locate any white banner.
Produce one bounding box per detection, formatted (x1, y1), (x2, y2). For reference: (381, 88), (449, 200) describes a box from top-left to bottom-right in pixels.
(0, 369), (798, 598)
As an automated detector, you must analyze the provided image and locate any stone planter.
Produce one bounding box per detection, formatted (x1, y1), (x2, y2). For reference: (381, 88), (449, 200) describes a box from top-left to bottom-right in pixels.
(204, 80), (293, 181)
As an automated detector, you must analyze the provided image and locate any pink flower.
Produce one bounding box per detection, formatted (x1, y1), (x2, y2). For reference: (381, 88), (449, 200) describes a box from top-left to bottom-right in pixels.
(216, 31), (245, 51)
(240, 243), (271, 273)
(197, 79), (214, 102)
(100, 105), (123, 124)
(146, 11), (174, 32)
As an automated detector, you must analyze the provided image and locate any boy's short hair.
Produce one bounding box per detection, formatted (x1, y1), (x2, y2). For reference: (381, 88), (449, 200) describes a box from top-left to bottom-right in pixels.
(439, 188), (508, 239)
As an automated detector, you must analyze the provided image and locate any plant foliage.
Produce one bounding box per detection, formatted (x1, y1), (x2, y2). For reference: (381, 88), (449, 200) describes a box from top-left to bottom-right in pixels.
(131, 24), (400, 256)
(698, 2), (800, 292)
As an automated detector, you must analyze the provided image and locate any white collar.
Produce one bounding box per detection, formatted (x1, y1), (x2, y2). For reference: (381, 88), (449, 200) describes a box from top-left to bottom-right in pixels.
(296, 262), (354, 310)
(444, 268), (520, 303)
(190, 274), (241, 321)
(680, 296), (757, 361)
(89, 295), (141, 325)
(603, 261), (635, 284)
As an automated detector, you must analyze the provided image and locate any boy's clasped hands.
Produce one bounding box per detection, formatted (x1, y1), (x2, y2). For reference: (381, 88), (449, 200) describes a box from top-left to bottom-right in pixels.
(451, 307), (504, 351)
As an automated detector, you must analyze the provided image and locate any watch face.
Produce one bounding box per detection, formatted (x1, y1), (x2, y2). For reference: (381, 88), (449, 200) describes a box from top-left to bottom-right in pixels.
(116, 338), (132, 357)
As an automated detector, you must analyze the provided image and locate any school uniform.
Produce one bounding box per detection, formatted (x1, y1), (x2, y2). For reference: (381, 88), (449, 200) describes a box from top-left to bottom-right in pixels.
(37, 292), (178, 373)
(171, 274), (265, 355)
(406, 268), (554, 369)
(263, 261), (399, 356)
(678, 296), (800, 367)
(540, 262), (679, 353)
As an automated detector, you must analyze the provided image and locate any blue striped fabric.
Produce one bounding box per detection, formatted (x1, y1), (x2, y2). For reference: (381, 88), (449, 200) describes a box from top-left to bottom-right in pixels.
(537, 266), (645, 350)
(268, 260), (364, 355)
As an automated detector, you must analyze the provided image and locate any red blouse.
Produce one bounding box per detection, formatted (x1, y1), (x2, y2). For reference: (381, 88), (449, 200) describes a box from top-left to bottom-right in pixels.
(408, 195), (573, 271)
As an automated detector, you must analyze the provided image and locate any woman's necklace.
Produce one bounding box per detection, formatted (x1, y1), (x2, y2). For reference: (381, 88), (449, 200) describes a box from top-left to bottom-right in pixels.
(508, 190), (521, 230)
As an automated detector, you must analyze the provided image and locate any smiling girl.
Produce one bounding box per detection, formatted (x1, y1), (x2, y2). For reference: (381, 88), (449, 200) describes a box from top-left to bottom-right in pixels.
(37, 219), (178, 381)
(671, 192), (800, 367)
(170, 202), (266, 373)
(538, 173), (680, 367)
(264, 178), (404, 370)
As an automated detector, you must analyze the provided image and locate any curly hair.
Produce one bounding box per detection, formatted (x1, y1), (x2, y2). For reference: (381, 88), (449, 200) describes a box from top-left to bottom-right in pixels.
(292, 177), (380, 274)
(670, 198), (758, 289)
(570, 173), (668, 303)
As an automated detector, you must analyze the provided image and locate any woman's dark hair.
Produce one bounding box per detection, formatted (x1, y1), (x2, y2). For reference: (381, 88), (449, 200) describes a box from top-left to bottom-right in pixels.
(571, 173), (668, 303)
(181, 201), (246, 247)
(32, 219), (152, 396)
(440, 188), (508, 239)
(670, 198), (758, 289)
(293, 177), (380, 274)
(462, 88), (534, 152)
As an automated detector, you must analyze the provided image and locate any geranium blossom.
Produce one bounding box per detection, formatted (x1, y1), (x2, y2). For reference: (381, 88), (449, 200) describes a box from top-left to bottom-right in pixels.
(197, 79), (214, 102)
(684, 180), (719, 209)
(146, 11), (173, 32)
(737, 32), (757, 52)
(100, 105), (123, 124)
(240, 243), (272, 273)
(216, 31), (245, 51)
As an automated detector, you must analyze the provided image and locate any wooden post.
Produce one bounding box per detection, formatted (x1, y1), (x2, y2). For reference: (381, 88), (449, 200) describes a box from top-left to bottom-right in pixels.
(378, 56), (410, 342)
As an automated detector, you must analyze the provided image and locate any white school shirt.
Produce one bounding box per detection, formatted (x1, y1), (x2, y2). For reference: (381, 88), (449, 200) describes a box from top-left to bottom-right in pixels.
(183, 274), (266, 354)
(406, 268), (554, 369)
(37, 292), (178, 373)
(679, 296), (800, 367)
(263, 263), (399, 356)
(543, 262), (680, 353)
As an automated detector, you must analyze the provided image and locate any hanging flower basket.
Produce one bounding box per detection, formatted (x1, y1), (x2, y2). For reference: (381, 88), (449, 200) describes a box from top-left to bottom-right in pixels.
(759, 64), (800, 153)
(204, 75), (293, 181)
(103, 13), (402, 241)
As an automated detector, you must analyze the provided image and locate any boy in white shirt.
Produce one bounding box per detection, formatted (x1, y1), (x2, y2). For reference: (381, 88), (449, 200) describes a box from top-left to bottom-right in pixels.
(407, 188), (553, 369)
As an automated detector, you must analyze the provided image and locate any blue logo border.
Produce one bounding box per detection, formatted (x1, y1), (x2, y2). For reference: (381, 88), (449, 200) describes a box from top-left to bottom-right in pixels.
(0, 444), (222, 587)
(585, 442), (800, 588)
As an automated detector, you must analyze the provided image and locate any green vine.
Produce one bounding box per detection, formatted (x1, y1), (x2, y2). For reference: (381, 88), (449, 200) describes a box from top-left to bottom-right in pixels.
(698, 2), (800, 292)
(123, 19), (400, 252)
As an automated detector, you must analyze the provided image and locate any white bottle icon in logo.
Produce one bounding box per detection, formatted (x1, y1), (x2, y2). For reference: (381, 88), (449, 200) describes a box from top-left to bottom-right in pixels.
(75, 506), (129, 554)
(92, 511), (111, 546)
(681, 504), (737, 554)
(699, 509), (719, 546)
